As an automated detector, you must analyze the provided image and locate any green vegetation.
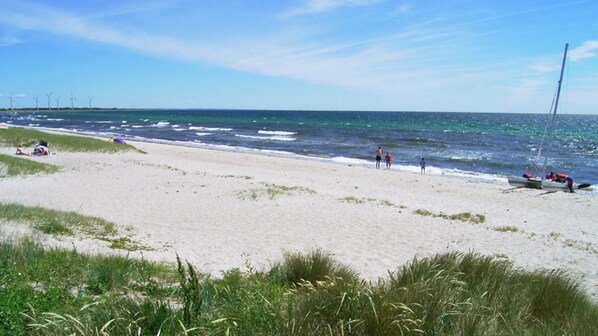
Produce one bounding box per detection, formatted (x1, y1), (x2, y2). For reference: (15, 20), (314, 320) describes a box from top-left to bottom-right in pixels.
(219, 174), (253, 180)
(339, 195), (365, 204)
(413, 209), (486, 224)
(0, 153), (59, 178)
(237, 183), (316, 200)
(0, 203), (151, 251)
(339, 196), (407, 208)
(494, 225), (520, 233)
(0, 127), (138, 153)
(1, 240), (596, 336)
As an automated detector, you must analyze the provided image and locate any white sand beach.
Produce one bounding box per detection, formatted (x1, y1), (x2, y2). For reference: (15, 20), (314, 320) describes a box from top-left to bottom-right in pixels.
(1, 138), (597, 299)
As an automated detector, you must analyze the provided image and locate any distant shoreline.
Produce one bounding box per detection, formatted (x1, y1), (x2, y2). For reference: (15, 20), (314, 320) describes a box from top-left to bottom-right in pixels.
(4, 108), (596, 116)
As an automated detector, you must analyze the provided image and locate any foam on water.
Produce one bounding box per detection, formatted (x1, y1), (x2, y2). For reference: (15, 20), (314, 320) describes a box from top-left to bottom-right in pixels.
(258, 130), (297, 136)
(189, 126), (233, 131)
(235, 134), (296, 141)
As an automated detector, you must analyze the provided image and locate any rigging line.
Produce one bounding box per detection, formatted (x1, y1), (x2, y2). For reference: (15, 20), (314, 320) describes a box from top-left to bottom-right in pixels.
(534, 86), (558, 165)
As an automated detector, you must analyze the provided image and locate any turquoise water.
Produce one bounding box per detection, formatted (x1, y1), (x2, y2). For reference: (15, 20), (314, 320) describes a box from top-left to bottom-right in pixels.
(2, 110), (597, 186)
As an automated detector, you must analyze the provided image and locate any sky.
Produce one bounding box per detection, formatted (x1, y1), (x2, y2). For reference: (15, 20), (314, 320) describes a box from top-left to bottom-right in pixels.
(0, 0), (597, 114)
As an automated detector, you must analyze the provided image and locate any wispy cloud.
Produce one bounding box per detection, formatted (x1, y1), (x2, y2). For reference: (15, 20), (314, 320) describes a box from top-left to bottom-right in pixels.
(569, 40), (598, 61)
(0, 34), (22, 47)
(505, 79), (547, 109)
(280, 0), (383, 18)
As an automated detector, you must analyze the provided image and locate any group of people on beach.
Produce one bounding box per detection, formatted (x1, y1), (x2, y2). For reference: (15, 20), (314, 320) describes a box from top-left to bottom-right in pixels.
(374, 146), (425, 173)
(16, 141), (50, 156)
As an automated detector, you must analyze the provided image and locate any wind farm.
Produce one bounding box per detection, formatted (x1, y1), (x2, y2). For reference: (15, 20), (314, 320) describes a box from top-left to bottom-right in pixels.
(0, 92), (102, 111)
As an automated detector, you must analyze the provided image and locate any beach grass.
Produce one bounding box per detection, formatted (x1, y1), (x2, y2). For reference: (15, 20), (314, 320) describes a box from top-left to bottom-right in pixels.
(414, 209), (486, 224)
(0, 203), (151, 251)
(0, 153), (60, 177)
(0, 127), (138, 153)
(2, 237), (596, 336)
(494, 225), (519, 232)
(237, 183), (316, 200)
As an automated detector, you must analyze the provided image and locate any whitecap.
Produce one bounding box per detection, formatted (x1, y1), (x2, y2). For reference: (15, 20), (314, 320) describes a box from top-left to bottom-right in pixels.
(151, 121), (170, 127)
(235, 134), (296, 141)
(189, 126), (232, 131)
(258, 130), (297, 136)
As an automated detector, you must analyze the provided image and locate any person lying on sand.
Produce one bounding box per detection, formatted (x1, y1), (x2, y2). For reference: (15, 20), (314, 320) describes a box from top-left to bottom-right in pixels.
(32, 145), (50, 156)
(16, 144), (30, 156)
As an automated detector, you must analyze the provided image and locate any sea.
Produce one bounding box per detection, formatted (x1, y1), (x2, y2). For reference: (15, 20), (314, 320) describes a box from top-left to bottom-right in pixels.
(2, 109), (597, 189)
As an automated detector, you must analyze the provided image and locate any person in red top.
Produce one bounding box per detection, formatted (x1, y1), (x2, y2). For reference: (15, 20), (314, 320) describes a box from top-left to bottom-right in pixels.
(385, 152), (391, 170)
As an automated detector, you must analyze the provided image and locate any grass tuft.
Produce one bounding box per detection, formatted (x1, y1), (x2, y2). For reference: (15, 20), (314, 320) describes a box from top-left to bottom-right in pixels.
(273, 248), (360, 287)
(237, 183), (316, 200)
(413, 209), (486, 224)
(0, 203), (151, 251)
(0, 154), (59, 178)
(494, 226), (519, 233)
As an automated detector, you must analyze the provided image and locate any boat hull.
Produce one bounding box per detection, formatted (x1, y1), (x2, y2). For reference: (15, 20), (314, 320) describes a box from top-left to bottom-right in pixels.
(507, 176), (543, 189)
(508, 176), (591, 191)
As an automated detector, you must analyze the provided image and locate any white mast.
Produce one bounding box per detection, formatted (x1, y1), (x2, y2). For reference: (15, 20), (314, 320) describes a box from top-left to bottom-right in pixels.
(541, 43), (569, 180)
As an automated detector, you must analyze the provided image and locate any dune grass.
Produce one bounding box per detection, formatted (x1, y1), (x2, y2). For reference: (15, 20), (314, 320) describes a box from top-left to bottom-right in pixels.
(1, 236), (596, 336)
(0, 153), (59, 178)
(0, 203), (150, 251)
(413, 209), (486, 224)
(0, 127), (138, 153)
(237, 183), (316, 200)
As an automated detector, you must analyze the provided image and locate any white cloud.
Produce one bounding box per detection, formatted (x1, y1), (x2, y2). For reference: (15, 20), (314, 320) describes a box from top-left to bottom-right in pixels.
(569, 40), (598, 61)
(505, 79), (546, 109)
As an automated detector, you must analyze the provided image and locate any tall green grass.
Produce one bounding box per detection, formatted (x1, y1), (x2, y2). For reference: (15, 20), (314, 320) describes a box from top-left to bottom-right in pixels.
(0, 153), (59, 177)
(1, 237), (596, 335)
(0, 127), (138, 153)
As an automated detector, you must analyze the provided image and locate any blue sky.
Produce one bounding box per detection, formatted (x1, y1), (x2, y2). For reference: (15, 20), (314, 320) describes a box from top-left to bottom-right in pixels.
(1, 0), (597, 113)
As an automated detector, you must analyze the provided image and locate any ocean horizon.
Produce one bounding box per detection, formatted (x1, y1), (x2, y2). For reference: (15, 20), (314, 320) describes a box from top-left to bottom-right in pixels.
(2, 109), (597, 189)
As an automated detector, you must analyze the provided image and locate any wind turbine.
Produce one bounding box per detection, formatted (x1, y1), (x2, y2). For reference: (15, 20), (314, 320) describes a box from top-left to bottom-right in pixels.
(70, 92), (76, 109)
(88, 96), (94, 110)
(34, 95), (40, 110)
(8, 93), (14, 110)
(45, 92), (53, 110)
(55, 97), (60, 110)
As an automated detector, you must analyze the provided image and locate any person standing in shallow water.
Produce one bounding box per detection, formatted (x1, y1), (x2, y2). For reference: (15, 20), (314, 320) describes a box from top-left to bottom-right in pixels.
(420, 157), (426, 174)
(385, 152), (391, 170)
(374, 147), (382, 169)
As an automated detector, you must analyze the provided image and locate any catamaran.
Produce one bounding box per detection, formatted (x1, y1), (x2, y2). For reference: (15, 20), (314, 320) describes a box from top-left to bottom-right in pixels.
(507, 43), (591, 191)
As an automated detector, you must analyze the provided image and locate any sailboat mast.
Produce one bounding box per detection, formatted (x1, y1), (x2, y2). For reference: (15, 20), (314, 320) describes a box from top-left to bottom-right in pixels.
(541, 43), (569, 179)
